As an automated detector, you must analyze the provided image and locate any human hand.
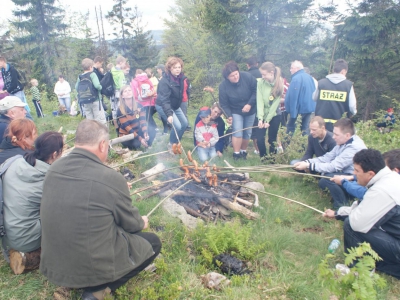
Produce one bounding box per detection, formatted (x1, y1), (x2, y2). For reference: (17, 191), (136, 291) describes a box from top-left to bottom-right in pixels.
(258, 120), (264, 129)
(142, 216), (149, 229)
(242, 104), (251, 113)
(203, 86), (214, 93)
(227, 117), (232, 125)
(141, 139), (148, 148)
(127, 182), (132, 189)
(167, 116), (173, 124)
(216, 151), (223, 157)
(264, 122), (270, 129)
(293, 161), (309, 171)
(323, 209), (335, 218)
(144, 133), (150, 141)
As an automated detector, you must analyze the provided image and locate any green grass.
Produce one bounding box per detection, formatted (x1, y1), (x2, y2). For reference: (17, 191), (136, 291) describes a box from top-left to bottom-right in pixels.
(1, 97), (400, 299)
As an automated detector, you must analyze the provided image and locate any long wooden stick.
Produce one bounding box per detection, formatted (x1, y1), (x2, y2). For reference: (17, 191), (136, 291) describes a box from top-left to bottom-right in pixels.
(216, 168), (331, 179)
(109, 150), (169, 169)
(147, 180), (193, 217)
(129, 166), (182, 185)
(171, 123), (190, 162)
(130, 177), (184, 195)
(218, 125), (259, 139)
(222, 181), (324, 214)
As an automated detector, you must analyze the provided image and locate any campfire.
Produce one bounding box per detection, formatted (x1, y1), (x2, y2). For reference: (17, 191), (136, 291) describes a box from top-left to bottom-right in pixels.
(136, 149), (260, 222)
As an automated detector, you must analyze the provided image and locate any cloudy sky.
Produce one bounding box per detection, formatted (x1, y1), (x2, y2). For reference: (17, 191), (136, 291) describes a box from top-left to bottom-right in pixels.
(2, 0), (176, 32)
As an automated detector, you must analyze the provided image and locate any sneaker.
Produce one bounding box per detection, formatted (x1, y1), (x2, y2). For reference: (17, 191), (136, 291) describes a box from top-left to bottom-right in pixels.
(9, 249), (26, 275)
(254, 150), (259, 155)
(233, 153), (242, 161)
(241, 151), (248, 160)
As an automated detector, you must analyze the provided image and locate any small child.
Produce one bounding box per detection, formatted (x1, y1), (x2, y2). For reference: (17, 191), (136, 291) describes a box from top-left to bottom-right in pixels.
(377, 107), (396, 133)
(195, 108), (219, 162)
(30, 79), (44, 118)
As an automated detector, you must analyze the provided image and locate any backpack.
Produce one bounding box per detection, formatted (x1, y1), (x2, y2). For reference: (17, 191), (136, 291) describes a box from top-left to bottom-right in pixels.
(0, 155), (23, 237)
(136, 82), (153, 102)
(77, 72), (98, 105)
(100, 71), (115, 97)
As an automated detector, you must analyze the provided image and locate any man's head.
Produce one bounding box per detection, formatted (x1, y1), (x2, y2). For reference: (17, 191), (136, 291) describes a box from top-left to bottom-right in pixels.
(0, 56), (7, 68)
(0, 96), (27, 119)
(290, 60), (304, 75)
(353, 149), (385, 186)
(309, 116), (326, 139)
(81, 58), (94, 72)
(58, 75), (64, 83)
(199, 108), (211, 124)
(383, 149), (400, 173)
(93, 56), (103, 68)
(246, 57), (258, 69)
(333, 118), (355, 145)
(75, 120), (109, 163)
(210, 103), (223, 120)
(333, 59), (348, 76)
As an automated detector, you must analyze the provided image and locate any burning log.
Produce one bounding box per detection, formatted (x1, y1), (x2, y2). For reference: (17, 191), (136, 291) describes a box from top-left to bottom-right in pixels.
(216, 197), (259, 220)
(180, 204), (208, 221)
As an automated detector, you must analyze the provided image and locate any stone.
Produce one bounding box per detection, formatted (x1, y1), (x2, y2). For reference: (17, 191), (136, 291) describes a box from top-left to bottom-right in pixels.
(162, 198), (203, 229)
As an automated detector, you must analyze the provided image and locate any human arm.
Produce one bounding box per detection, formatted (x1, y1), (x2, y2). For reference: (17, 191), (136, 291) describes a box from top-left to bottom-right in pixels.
(256, 80), (265, 121)
(157, 78), (173, 118)
(300, 135), (315, 161)
(342, 179), (367, 200)
(284, 78), (301, 118)
(90, 73), (102, 92)
(246, 74), (257, 108)
(218, 82), (232, 118)
(348, 86), (357, 116)
(265, 97), (280, 123)
(214, 117), (225, 153)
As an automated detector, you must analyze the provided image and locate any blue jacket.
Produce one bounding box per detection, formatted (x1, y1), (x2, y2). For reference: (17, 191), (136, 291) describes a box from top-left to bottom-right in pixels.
(284, 69), (315, 118)
(342, 177), (367, 200)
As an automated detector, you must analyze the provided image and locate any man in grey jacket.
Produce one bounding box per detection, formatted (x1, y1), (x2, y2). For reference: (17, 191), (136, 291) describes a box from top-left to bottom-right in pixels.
(323, 149), (400, 279)
(294, 118), (367, 208)
(40, 120), (161, 300)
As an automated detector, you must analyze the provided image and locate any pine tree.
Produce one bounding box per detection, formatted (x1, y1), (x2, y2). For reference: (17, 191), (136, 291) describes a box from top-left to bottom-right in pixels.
(10, 0), (67, 86)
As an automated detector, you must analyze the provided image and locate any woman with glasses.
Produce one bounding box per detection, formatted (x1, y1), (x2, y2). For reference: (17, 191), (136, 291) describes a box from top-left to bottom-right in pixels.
(219, 61), (257, 160)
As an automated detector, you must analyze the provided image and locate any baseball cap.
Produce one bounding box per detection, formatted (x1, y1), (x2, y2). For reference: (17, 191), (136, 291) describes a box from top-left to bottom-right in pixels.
(0, 96), (26, 111)
(199, 108), (211, 118)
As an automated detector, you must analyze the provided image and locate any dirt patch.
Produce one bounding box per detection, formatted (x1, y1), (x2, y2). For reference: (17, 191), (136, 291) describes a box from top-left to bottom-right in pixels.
(299, 226), (324, 234)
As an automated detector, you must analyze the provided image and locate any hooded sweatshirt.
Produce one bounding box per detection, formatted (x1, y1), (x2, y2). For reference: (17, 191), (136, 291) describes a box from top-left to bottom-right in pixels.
(314, 73), (357, 121)
(130, 73), (156, 107)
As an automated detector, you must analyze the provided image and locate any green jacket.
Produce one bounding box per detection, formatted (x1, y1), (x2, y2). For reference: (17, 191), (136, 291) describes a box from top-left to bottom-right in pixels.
(111, 67), (126, 90)
(2, 157), (49, 253)
(39, 148), (153, 288)
(256, 78), (281, 123)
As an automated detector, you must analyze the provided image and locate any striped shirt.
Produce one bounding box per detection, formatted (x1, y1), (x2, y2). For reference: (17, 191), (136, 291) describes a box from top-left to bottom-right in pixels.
(117, 105), (148, 141)
(30, 86), (41, 101)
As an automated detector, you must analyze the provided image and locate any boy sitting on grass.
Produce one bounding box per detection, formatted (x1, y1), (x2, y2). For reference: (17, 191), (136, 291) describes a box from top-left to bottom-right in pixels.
(195, 108), (219, 162)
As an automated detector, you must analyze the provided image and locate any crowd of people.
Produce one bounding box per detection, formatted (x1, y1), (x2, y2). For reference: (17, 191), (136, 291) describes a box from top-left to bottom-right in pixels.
(0, 53), (399, 299)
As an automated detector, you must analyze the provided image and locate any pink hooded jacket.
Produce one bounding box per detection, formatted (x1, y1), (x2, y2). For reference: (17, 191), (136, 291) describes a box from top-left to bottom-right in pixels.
(130, 73), (156, 107)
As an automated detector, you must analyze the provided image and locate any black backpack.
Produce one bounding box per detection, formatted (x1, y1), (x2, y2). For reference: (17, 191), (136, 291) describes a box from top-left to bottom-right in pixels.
(0, 155), (22, 237)
(100, 71), (115, 97)
(77, 72), (98, 105)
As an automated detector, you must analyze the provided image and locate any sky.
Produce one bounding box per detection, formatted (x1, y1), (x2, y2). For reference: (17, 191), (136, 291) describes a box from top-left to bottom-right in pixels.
(2, 0), (176, 33)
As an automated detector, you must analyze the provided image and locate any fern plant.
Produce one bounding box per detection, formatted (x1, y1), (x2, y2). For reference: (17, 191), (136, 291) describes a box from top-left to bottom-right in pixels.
(192, 218), (266, 264)
(318, 242), (386, 300)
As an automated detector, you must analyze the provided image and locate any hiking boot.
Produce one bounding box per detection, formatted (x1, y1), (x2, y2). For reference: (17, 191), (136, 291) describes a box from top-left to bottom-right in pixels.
(241, 151), (247, 160)
(233, 153), (242, 161)
(82, 287), (112, 300)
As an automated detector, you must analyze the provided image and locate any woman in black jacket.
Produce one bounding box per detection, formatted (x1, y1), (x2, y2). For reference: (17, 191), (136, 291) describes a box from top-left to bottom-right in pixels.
(155, 57), (189, 152)
(219, 61), (257, 160)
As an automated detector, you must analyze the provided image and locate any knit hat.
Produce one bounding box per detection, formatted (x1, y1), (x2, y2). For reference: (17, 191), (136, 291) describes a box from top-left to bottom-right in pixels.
(387, 108), (394, 113)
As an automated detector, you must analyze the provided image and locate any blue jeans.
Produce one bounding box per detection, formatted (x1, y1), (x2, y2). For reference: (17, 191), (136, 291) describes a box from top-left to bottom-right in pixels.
(318, 172), (354, 209)
(58, 97), (71, 113)
(232, 113), (255, 140)
(156, 106), (188, 144)
(197, 146), (217, 162)
(286, 113), (311, 136)
(343, 218), (400, 279)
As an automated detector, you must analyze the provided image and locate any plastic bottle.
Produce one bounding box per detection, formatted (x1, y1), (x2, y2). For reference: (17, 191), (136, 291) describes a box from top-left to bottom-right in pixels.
(328, 239), (341, 253)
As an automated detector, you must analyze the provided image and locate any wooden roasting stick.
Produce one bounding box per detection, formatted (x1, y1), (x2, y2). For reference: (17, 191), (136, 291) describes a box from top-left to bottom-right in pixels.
(130, 177), (185, 195)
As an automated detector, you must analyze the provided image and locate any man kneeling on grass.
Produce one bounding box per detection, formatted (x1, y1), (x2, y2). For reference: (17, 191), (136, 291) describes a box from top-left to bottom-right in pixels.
(323, 149), (400, 279)
(40, 120), (161, 300)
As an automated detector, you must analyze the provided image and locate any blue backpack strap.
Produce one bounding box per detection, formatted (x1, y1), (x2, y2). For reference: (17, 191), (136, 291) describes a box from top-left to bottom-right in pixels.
(0, 155), (23, 237)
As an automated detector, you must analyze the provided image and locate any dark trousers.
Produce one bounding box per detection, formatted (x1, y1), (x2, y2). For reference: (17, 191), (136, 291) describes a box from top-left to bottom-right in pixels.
(32, 100), (44, 118)
(343, 218), (400, 279)
(84, 232), (162, 293)
(256, 115), (281, 157)
(318, 172), (354, 209)
(286, 113), (311, 136)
